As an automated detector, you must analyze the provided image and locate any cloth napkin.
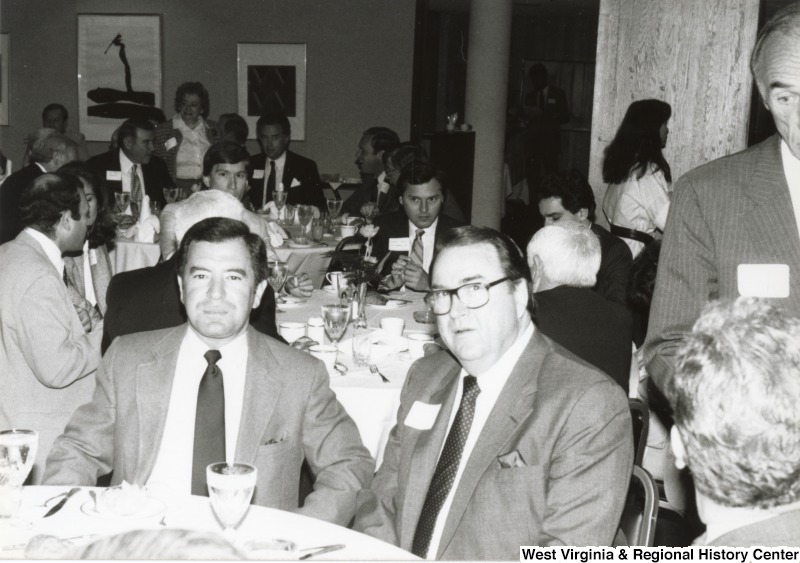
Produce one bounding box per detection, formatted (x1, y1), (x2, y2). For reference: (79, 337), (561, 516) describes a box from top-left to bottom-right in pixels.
(265, 220), (288, 248)
(124, 194), (160, 242)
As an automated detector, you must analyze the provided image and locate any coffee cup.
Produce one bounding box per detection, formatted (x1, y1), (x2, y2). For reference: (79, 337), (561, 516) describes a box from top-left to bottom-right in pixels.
(279, 321), (306, 344)
(407, 332), (434, 359)
(380, 317), (405, 337)
(309, 344), (338, 372)
(326, 271), (347, 295)
(340, 225), (357, 238)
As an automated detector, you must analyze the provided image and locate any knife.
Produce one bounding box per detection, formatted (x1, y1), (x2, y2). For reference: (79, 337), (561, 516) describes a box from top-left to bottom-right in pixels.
(43, 487), (80, 517)
(299, 544), (346, 560)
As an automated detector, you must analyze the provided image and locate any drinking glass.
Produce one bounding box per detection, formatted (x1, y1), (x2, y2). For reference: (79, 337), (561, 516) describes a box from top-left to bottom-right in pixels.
(311, 219), (325, 242)
(321, 304), (351, 344)
(114, 191), (131, 215)
(0, 429), (38, 521)
(273, 191), (288, 223)
(327, 199), (343, 233)
(206, 462), (257, 539)
(352, 328), (373, 367)
(295, 205), (315, 243)
(163, 187), (181, 204)
(267, 261), (289, 307)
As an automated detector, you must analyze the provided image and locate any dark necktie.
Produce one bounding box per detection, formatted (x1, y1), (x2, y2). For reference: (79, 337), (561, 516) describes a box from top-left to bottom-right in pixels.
(191, 349), (226, 496)
(410, 229), (425, 269)
(62, 268), (69, 286)
(266, 160), (276, 206)
(412, 375), (481, 558)
(131, 164), (143, 209)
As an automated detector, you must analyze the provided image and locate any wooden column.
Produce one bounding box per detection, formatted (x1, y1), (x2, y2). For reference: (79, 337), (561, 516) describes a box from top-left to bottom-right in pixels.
(464, 0), (513, 229)
(589, 0), (760, 227)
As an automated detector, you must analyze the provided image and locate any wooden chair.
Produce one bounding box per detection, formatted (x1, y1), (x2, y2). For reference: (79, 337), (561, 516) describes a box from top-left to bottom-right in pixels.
(322, 235), (366, 287)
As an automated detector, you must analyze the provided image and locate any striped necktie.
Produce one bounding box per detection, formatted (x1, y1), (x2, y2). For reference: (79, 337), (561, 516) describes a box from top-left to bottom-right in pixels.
(131, 164), (143, 209)
(410, 229), (425, 268)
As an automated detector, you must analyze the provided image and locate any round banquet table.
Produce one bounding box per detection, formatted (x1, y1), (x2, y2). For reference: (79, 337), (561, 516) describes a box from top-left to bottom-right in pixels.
(277, 289), (438, 467)
(2, 486), (415, 560)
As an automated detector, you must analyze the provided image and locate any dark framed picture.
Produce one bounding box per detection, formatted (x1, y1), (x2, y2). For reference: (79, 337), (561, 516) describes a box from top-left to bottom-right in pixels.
(237, 43), (307, 140)
(0, 34), (8, 126)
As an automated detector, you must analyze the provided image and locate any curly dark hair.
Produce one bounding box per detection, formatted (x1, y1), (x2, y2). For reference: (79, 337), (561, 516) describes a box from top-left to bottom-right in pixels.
(174, 82), (210, 119)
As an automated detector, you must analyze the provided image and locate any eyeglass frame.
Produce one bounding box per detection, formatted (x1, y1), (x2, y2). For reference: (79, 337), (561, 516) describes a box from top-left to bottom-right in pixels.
(424, 277), (511, 315)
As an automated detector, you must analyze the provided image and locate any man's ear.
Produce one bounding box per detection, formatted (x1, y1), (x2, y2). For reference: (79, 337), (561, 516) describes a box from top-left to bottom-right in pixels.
(577, 208), (589, 222)
(177, 275), (185, 305)
(670, 426), (687, 470)
(252, 279), (268, 310)
(121, 135), (134, 152)
(529, 255), (543, 293)
(202, 175), (211, 188)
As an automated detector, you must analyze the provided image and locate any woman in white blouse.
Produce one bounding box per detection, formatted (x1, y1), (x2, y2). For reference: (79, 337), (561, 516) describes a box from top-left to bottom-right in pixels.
(602, 99), (672, 259)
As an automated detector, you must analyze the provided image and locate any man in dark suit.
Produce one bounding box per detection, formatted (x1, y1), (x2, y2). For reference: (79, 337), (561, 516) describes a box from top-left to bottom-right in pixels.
(527, 223), (632, 392)
(645, 3), (800, 392)
(0, 129), (77, 244)
(666, 298), (800, 547)
(248, 113), (325, 212)
(340, 127), (401, 219)
(354, 226), (632, 558)
(537, 170), (632, 305)
(87, 118), (172, 212)
(46, 217), (374, 526)
(372, 160), (464, 292)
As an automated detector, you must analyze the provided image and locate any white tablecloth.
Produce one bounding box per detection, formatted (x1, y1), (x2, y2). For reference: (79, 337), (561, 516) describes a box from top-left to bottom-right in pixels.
(279, 290), (437, 466)
(109, 238), (161, 274)
(2, 486), (414, 560)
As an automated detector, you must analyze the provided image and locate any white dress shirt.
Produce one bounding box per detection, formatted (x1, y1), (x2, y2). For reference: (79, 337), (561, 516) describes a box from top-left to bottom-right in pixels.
(262, 151), (287, 208)
(24, 227), (64, 278)
(80, 240), (97, 307)
(407, 217), (439, 272)
(175, 115), (210, 180)
(146, 328), (248, 499)
(780, 140), (800, 240)
(425, 322), (535, 559)
(119, 150), (145, 215)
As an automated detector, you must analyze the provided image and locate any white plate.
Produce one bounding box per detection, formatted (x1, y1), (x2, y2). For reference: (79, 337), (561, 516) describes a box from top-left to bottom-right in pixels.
(80, 498), (166, 520)
(286, 240), (313, 248)
(368, 299), (409, 309)
(322, 286), (339, 294)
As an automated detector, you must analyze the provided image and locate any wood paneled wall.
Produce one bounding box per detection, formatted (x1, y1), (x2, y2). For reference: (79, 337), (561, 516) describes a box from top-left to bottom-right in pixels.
(589, 0), (760, 226)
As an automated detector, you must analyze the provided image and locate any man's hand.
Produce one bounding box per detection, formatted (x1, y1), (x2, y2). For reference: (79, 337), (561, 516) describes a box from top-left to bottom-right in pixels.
(402, 262), (430, 292)
(286, 272), (314, 297)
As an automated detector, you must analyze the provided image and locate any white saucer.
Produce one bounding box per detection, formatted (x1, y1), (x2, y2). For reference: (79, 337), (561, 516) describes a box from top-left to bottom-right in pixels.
(368, 299), (409, 309)
(81, 498), (166, 520)
(287, 240), (313, 248)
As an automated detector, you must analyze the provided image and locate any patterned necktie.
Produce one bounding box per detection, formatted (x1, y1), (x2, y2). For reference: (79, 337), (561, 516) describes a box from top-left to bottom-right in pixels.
(410, 229), (425, 268)
(265, 160), (277, 206)
(412, 375), (481, 558)
(191, 349), (226, 496)
(131, 164), (143, 209)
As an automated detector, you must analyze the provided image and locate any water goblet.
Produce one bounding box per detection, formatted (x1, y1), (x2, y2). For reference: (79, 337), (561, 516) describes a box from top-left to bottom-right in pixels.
(0, 429), (39, 524)
(327, 199), (343, 232)
(273, 191), (288, 223)
(295, 205), (315, 243)
(114, 191), (131, 215)
(163, 187), (181, 204)
(267, 261), (289, 308)
(206, 462), (257, 539)
(321, 304), (351, 345)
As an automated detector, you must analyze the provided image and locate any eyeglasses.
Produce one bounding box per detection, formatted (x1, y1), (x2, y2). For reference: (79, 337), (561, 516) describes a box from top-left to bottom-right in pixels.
(424, 277), (510, 315)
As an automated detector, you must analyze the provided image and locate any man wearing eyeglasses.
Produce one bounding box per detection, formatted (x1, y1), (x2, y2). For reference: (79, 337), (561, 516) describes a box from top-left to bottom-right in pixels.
(355, 226), (633, 559)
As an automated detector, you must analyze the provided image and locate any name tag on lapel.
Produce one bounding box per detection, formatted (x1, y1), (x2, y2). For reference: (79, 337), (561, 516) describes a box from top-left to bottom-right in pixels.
(389, 238), (411, 252)
(164, 137), (178, 151)
(253, 169), (265, 180)
(405, 401), (441, 430)
(106, 171), (122, 182)
(737, 264), (790, 298)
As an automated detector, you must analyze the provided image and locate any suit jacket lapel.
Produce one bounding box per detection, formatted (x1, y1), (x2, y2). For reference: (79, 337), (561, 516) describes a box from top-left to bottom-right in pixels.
(744, 136), (800, 308)
(133, 326), (184, 483)
(235, 328), (286, 463)
(91, 246), (113, 315)
(435, 330), (543, 557)
(399, 360), (462, 549)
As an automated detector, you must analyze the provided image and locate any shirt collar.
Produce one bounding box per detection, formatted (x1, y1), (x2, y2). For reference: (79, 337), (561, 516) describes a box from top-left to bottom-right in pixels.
(267, 150), (287, 168)
(469, 321), (534, 385)
(377, 171), (386, 184)
(184, 324), (249, 360)
(407, 216), (439, 237)
(119, 149), (136, 174)
(34, 162), (47, 173)
(24, 227), (64, 276)
(781, 139), (800, 178)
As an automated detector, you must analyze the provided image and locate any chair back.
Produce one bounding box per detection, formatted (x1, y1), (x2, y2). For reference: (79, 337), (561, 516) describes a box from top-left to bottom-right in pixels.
(323, 235), (366, 286)
(629, 398), (649, 466)
(617, 465), (658, 546)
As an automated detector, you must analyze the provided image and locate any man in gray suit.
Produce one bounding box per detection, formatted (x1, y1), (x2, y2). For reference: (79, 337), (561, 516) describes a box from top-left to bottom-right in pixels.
(354, 226), (632, 559)
(0, 173), (97, 483)
(645, 2), (800, 392)
(45, 218), (374, 526)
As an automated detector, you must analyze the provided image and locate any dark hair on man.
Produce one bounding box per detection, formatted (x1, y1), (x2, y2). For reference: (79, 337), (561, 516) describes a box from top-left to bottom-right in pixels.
(174, 82), (210, 118)
(751, 2), (800, 87)
(383, 142), (429, 169)
(364, 127), (400, 155)
(432, 225), (531, 284)
(117, 119), (155, 146)
(256, 112), (291, 137)
(397, 159), (443, 196)
(58, 161), (117, 249)
(538, 169), (597, 223)
(202, 141), (251, 177)
(19, 173), (83, 237)
(602, 99), (672, 184)
(42, 103), (68, 122)
(175, 217), (268, 284)
(219, 113), (249, 145)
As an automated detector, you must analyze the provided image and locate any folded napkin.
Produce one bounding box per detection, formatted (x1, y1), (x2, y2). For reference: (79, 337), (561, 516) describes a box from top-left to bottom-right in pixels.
(265, 220), (288, 248)
(124, 195), (160, 243)
(263, 200), (292, 222)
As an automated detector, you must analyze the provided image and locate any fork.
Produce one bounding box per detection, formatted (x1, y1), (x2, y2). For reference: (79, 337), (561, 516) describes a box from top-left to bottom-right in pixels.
(369, 364), (389, 383)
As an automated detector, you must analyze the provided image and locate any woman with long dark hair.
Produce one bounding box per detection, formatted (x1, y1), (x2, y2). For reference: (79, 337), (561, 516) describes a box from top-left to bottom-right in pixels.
(59, 161), (116, 316)
(602, 99), (672, 259)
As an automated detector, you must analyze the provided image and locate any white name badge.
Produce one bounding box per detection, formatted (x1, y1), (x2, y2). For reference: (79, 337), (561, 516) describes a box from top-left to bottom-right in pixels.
(106, 171), (122, 182)
(405, 401), (441, 431)
(253, 169), (265, 180)
(164, 137), (178, 151)
(389, 238), (411, 252)
(737, 264), (790, 298)
(291, 178), (301, 188)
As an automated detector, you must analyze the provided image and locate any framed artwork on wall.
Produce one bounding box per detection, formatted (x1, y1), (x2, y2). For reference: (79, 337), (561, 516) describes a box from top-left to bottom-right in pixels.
(237, 43), (307, 141)
(0, 34), (9, 126)
(77, 14), (164, 142)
